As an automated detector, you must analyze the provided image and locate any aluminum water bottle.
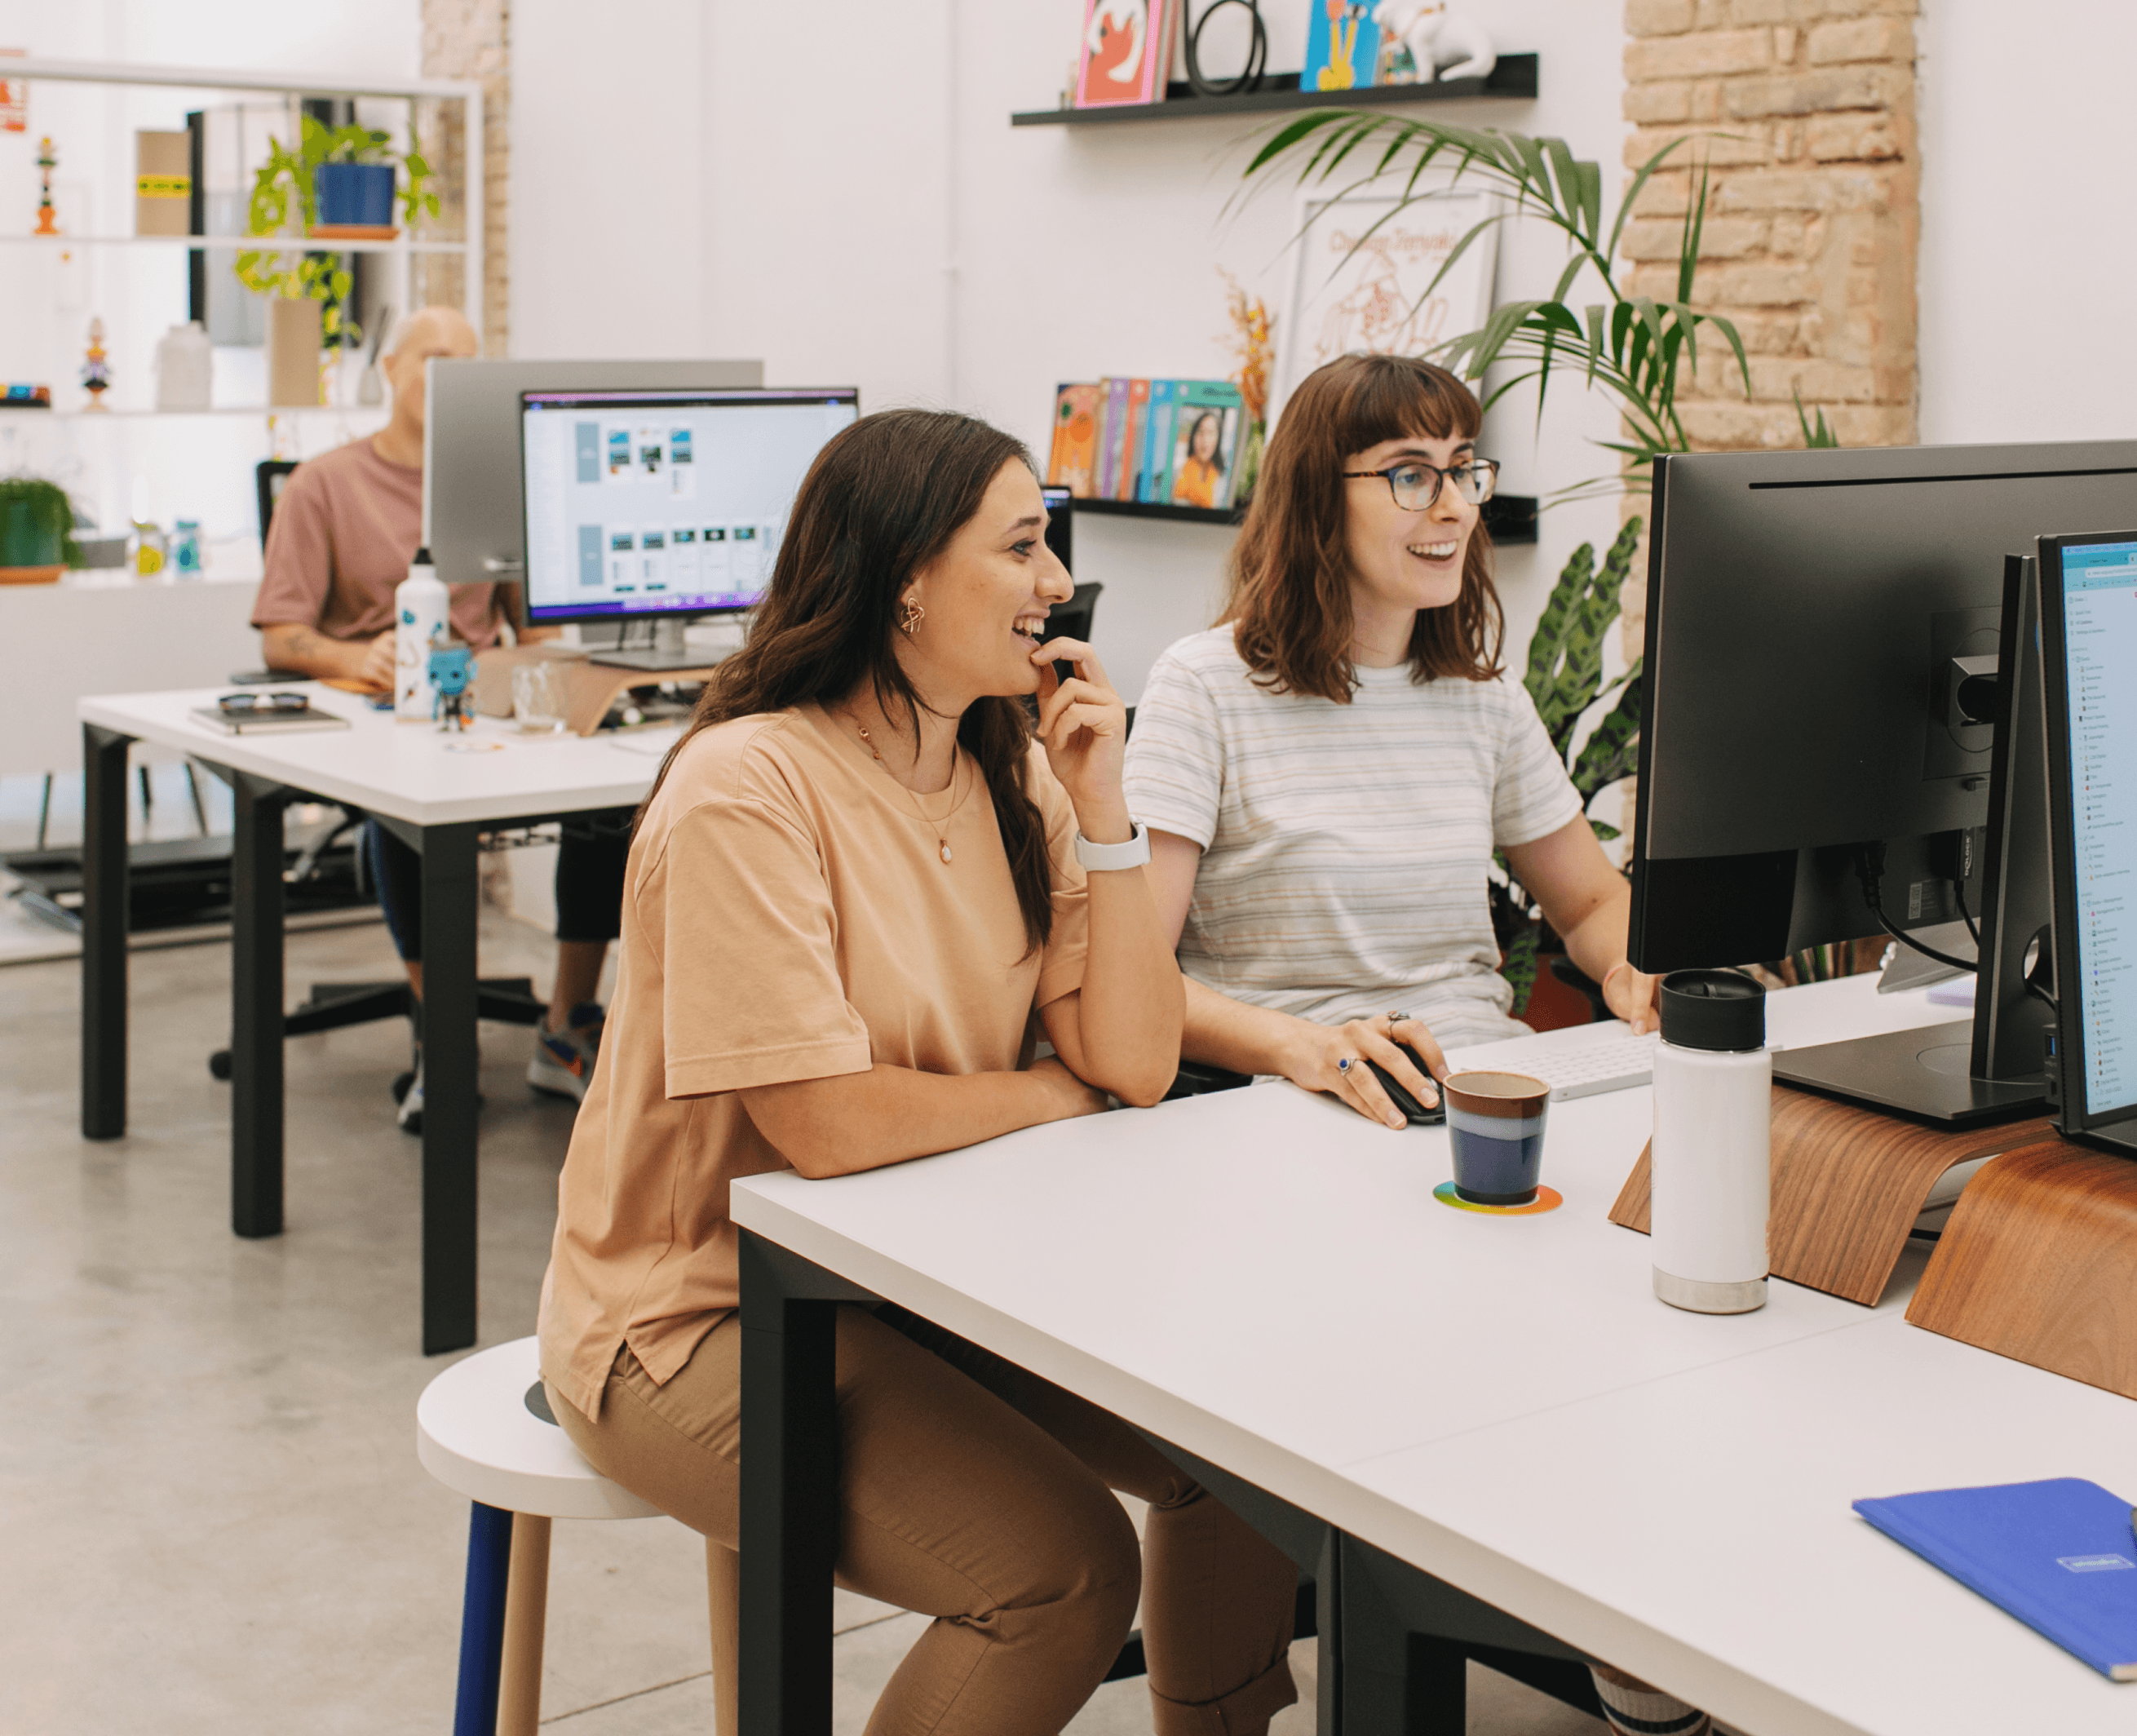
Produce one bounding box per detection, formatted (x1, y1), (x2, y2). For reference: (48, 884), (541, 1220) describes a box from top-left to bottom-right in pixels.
(1650, 968), (1771, 1313)
(394, 547), (450, 721)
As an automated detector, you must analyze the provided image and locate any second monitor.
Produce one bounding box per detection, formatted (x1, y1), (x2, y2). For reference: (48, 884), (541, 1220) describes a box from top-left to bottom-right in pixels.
(520, 386), (861, 671)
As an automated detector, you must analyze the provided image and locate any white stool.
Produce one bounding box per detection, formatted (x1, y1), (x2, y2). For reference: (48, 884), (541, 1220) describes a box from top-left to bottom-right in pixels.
(417, 1336), (739, 1736)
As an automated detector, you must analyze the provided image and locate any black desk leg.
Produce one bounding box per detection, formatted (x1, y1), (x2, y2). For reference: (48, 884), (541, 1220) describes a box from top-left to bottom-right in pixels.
(739, 1230), (869, 1736)
(231, 774), (290, 1238)
(419, 822), (480, 1355)
(81, 724), (135, 1140)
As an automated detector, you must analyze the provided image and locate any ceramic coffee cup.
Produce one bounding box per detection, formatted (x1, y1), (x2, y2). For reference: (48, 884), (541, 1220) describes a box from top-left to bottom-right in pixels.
(1442, 1070), (1551, 1205)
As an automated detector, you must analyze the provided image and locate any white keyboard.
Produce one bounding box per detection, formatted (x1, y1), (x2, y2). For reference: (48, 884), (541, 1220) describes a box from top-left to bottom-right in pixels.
(1447, 1025), (1790, 1102)
(1443, 1025), (1659, 1101)
(1516, 1034), (1660, 1101)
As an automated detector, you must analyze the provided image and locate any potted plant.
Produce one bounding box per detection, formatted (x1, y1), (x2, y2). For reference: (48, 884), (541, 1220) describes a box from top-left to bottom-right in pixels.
(0, 476), (81, 583)
(234, 117), (440, 405)
(1489, 517), (1644, 1017)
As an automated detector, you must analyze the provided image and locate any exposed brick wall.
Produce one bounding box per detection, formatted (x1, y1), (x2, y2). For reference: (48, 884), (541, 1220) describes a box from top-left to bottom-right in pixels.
(418, 0), (510, 356)
(1619, 0), (1920, 651)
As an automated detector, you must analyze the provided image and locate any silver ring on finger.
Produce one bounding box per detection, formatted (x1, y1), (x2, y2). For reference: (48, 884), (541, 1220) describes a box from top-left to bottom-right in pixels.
(1387, 1010), (1409, 1025)
(1336, 1056), (1355, 1075)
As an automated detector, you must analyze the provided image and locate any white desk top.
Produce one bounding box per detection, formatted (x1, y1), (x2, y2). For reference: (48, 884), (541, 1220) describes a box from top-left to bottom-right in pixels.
(77, 684), (680, 827)
(731, 977), (2134, 1736)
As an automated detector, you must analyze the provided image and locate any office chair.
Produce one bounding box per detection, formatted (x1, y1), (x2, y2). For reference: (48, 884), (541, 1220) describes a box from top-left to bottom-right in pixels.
(206, 460), (548, 1080)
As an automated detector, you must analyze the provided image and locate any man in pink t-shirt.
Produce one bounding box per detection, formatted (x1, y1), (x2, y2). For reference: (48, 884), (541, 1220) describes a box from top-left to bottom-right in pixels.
(251, 308), (624, 1132)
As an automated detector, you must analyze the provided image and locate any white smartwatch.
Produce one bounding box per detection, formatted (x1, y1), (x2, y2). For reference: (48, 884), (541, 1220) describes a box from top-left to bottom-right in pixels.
(1073, 817), (1151, 871)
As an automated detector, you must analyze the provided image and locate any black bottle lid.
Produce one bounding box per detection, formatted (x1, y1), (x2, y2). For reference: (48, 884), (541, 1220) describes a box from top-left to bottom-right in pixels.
(412, 546), (434, 566)
(1659, 968), (1766, 1052)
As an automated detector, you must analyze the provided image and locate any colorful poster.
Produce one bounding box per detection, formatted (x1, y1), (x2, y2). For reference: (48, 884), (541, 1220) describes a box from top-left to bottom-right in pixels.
(1303, 1), (1381, 95)
(1074, 0), (1174, 108)
(1170, 382), (1245, 511)
(1047, 383), (1102, 497)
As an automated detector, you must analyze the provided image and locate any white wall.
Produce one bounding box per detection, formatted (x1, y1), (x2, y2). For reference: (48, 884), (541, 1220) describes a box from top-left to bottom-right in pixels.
(1918, 0), (2137, 447)
(508, 0), (1633, 703)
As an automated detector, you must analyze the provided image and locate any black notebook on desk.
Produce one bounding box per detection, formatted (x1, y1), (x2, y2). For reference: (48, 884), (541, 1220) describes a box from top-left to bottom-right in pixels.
(188, 698), (351, 736)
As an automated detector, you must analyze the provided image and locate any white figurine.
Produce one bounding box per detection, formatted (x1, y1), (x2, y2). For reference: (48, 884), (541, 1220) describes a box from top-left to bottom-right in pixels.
(1372, 0), (1497, 83)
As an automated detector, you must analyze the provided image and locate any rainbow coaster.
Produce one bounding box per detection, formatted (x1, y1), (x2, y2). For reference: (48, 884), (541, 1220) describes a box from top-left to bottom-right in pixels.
(1433, 1181), (1563, 1216)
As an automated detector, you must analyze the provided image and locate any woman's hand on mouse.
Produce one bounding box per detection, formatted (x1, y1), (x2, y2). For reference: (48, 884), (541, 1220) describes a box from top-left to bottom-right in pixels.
(1602, 961), (1660, 1035)
(1284, 1012), (1445, 1130)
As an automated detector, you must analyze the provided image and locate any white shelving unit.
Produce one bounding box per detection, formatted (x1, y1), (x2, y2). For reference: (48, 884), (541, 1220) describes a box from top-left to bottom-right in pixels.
(0, 56), (482, 789)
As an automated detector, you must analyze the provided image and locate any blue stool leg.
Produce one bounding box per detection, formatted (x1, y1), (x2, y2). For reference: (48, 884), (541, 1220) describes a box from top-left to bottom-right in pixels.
(454, 1502), (515, 1736)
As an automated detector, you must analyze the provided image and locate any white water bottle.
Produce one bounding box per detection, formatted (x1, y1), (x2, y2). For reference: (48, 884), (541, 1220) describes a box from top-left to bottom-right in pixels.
(394, 547), (450, 721)
(1650, 968), (1772, 1314)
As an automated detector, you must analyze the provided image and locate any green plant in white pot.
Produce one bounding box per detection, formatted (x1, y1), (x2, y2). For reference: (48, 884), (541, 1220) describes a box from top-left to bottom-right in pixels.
(0, 476), (80, 582)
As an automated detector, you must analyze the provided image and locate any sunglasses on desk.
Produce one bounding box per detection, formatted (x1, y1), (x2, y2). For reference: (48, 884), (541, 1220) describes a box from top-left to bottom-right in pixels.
(216, 690), (313, 715)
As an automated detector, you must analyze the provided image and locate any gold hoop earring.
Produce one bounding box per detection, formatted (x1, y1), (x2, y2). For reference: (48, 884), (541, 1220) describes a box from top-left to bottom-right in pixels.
(897, 599), (924, 636)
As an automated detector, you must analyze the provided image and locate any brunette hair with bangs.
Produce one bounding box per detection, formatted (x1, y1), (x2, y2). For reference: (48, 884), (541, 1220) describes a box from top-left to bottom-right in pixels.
(1223, 352), (1504, 702)
(640, 408), (1057, 952)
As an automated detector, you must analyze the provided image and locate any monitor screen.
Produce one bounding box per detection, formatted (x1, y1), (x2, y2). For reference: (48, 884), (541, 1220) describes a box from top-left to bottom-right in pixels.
(520, 387), (859, 624)
(2051, 538), (2137, 1121)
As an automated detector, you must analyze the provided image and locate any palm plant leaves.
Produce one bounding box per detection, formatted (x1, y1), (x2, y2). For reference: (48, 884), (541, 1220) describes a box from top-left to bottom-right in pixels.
(1243, 114), (1750, 496)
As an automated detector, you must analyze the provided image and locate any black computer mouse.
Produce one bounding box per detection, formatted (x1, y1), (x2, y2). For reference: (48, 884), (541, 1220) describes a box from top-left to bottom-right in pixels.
(1365, 1043), (1445, 1125)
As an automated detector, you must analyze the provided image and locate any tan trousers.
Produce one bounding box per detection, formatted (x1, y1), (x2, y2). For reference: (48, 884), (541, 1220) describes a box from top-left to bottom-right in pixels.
(553, 1304), (1299, 1736)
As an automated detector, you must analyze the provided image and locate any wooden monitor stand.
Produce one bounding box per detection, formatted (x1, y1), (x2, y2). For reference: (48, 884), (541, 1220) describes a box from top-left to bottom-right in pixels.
(1608, 1086), (2053, 1306)
(1905, 1138), (2137, 1400)
(1613, 1089), (2137, 1397)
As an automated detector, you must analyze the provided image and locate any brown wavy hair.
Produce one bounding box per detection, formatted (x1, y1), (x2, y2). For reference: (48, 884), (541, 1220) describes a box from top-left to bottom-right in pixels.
(641, 408), (1056, 951)
(1223, 353), (1503, 701)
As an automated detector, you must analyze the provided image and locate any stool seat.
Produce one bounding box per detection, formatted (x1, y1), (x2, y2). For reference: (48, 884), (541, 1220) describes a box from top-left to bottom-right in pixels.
(417, 1335), (659, 1521)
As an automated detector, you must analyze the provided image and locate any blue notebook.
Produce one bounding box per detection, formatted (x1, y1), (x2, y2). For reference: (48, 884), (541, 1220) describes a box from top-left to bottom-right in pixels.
(1853, 1479), (2137, 1681)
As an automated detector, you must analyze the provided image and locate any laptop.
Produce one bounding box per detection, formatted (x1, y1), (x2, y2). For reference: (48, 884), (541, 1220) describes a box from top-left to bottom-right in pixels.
(2035, 532), (2137, 1158)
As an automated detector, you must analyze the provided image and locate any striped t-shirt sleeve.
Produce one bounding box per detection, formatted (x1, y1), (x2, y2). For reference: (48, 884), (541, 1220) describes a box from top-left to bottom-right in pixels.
(1123, 652), (1225, 848)
(1493, 684), (1586, 848)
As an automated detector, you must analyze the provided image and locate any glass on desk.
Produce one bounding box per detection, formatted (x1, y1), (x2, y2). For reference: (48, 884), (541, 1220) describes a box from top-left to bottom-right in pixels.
(511, 660), (570, 735)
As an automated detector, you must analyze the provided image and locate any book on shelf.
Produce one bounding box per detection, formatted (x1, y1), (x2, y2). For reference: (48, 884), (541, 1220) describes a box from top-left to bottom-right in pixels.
(1074, 0), (1178, 108)
(1094, 378), (1130, 500)
(1113, 378), (1150, 502)
(1169, 381), (1246, 511)
(1047, 383), (1102, 498)
(1139, 379), (1179, 503)
(1303, 2), (1382, 94)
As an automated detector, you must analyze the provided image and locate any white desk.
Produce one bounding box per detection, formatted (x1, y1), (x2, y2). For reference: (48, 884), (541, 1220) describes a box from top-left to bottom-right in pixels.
(730, 977), (2137, 1735)
(75, 682), (675, 1351)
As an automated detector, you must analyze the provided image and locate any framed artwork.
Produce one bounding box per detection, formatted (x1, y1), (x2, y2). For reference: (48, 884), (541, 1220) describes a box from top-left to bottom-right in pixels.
(1272, 185), (1502, 419)
(1075, 0), (1175, 108)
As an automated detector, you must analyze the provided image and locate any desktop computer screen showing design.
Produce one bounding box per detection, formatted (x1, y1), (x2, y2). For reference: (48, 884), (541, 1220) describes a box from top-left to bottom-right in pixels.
(520, 388), (859, 628)
(1631, 440), (2137, 1124)
(2039, 534), (2137, 1152)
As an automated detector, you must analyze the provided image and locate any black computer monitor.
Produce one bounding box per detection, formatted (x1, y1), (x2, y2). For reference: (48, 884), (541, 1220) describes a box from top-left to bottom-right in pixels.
(1631, 441), (2137, 1124)
(2038, 531), (2137, 1158)
(1042, 484), (1072, 574)
(520, 386), (860, 671)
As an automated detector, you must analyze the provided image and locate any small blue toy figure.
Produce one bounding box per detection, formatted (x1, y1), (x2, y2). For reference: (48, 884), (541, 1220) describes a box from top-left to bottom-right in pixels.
(427, 644), (476, 731)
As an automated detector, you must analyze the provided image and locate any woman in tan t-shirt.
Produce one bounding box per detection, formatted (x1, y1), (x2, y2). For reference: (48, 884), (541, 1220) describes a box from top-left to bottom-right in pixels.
(539, 410), (1301, 1736)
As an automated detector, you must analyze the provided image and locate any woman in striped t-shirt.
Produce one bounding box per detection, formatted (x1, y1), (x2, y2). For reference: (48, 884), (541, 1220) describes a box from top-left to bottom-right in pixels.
(1123, 354), (1664, 1134)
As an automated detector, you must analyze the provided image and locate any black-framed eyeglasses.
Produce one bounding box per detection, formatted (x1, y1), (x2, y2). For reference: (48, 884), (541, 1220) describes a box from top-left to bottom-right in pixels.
(1343, 458), (1499, 512)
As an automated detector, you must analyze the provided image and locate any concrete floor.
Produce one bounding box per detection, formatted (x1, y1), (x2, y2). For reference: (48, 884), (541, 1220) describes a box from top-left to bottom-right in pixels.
(0, 907), (1613, 1735)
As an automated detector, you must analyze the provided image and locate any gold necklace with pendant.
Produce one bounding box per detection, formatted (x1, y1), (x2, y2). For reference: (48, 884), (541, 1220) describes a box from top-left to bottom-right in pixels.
(842, 712), (955, 865)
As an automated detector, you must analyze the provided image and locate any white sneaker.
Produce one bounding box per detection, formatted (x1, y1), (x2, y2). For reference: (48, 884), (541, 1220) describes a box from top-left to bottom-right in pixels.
(393, 1052), (423, 1135)
(528, 1003), (603, 1103)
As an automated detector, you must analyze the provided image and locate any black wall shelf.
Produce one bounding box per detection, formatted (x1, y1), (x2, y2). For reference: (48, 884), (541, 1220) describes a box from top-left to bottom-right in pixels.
(1011, 55), (1537, 128)
(1072, 493), (1539, 546)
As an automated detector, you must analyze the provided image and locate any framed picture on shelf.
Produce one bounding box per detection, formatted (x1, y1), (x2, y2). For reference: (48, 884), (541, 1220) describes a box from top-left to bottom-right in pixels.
(1075, 0), (1178, 108)
(1272, 184), (1502, 421)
